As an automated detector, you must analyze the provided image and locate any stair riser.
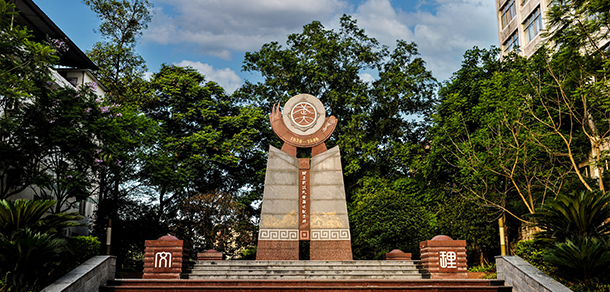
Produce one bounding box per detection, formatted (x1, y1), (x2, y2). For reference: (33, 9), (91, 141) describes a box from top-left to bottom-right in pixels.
(103, 279), (509, 289)
(193, 261), (421, 266)
(103, 287), (510, 292)
(191, 270), (423, 274)
(193, 266), (421, 270)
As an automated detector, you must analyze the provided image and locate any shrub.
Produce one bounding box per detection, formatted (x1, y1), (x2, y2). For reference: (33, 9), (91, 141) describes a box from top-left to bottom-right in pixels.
(0, 228), (65, 291)
(49, 236), (101, 282)
(544, 237), (610, 289)
(531, 190), (610, 243)
(0, 199), (83, 291)
(238, 246), (257, 260)
(514, 240), (555, 275)
(468, 263), (495, 273)
(69, 236), (101, 265)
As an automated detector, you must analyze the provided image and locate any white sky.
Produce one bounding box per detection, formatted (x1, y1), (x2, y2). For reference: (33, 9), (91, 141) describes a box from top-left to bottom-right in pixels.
(37, 0), (499, 93)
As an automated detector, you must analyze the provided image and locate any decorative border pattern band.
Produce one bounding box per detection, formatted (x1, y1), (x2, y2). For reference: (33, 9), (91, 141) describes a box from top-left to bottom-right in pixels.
(311, 229), (351, 241)
(259, 229), (299, 241)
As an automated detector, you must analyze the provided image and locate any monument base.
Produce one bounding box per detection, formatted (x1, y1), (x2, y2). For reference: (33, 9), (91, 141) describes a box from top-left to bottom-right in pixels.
(310, 240), (352, 260)
(419, 235), (468, 279)
(142, 235), (189, 279)
(256, 241), (299, 260)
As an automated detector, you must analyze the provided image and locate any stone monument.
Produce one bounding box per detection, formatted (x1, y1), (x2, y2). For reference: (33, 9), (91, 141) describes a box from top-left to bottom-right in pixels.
(256, 94), (352, 261)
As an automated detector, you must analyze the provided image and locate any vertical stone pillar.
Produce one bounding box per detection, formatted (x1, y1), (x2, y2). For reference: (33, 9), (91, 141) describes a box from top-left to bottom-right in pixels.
(256, 146), (299, 260)
(419, 235), (468, 279)
(309, 146), (352, 260)
(143, 235), (189, 279)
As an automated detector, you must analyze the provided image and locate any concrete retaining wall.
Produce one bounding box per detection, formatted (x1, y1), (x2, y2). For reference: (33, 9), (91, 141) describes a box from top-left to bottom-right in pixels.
(42, 255), (116, 292)
(495, 255), (571, 292)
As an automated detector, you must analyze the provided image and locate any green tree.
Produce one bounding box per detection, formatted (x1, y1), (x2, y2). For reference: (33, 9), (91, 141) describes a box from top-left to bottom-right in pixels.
(83, 0), (152, 104)
(526, 0), (610, 192)
(436, 195), (500, 266)
(238, 15), (437, 197)
(141, 64), (267, 226)
(522, 46), (608, 193)
(349, 176), (435, 259)
(1, 1), (112, 216)
(546, 0), (610, 60)
(0, 0), (57, 199)
(89, 100), (158, 246)
(29, 85), (109, 214)
(83, 0), (161, 259)
(172, 192), (256, 257)
(428, 47), (578, 226)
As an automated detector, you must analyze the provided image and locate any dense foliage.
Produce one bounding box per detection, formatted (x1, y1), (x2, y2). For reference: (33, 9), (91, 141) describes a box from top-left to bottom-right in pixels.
(238, 15), (437, 195)
(349, 177), (435, 259)
(0, 200), (82, 291)
(2, 0), (610, 288)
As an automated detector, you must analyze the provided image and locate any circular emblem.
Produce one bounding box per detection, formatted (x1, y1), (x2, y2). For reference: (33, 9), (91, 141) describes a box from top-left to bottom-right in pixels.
(291, 102), (317, 127)
(283, 94), (326, 135)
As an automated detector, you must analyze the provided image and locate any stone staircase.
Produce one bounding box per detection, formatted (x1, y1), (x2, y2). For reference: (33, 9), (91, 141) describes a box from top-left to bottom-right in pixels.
(187, 260), (427, 280)
(100, 260), (512, 291)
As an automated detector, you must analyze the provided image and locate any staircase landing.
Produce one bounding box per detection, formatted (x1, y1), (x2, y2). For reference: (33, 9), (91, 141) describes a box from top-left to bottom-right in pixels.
(101, 260), (511, 291)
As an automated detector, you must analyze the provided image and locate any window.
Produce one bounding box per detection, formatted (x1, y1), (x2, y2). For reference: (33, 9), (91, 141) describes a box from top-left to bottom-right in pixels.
(525, 7), (543, 42)
(504, 31), (519, 53)
(501, 0), (516, 29)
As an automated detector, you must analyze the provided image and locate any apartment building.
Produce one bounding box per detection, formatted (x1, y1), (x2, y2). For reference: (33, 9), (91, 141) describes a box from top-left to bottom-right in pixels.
(496, 0), (549, 57)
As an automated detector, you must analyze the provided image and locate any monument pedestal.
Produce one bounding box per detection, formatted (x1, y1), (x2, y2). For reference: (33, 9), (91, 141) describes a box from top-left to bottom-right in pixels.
(419, 235), (468, 279)
(257, 240), (299, 260)
(310, 241), (352, 260)
(143, 235), (189, 279)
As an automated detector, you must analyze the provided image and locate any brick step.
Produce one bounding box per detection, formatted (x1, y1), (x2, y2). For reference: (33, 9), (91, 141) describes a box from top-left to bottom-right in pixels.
(189, 271), (423, 276)
(192, 266), (421, 271)
(190, 272), (423, 276)
(101, 279), (512, 292)
(193, 260), (421, 266)
(188, 275), (425, 280)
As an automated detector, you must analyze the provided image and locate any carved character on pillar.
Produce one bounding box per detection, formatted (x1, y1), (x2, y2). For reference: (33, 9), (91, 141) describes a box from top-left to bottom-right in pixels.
(155, 251), (172, 268)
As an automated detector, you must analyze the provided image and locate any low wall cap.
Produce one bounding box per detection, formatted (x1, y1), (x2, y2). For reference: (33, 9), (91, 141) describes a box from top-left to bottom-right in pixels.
(388, 249), (404, 253)
(204, 249), (221, 253)
(157, 235), (179, 241)
(431, 235), (453, 241)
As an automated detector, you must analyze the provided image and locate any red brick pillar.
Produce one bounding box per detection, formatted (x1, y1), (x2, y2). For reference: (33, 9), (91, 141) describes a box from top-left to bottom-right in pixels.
(384, 249), (412, 260)
(197, 249), (223, 261)
(419, 235), (468, 279)
(143, 235), (189, 279)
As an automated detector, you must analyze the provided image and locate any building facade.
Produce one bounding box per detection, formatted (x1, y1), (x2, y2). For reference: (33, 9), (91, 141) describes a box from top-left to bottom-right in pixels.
(496, 0), (610, 183)
(496, 0), (549, 57)
(5, 0), (107, 236)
